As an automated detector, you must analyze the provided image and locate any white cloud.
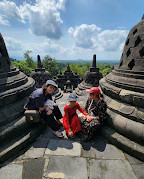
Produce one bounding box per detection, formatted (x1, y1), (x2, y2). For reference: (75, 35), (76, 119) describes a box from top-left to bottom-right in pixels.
(69, 24), (128, 52)
(0, 0), (66, 39)
(68, 24), (101, 48)
(4, 37), (24, 51)
(0, 15), (9, 25)
(0, 0), (24, 22)
(98, 30), (128, 51)
(3, 35), (70, 60)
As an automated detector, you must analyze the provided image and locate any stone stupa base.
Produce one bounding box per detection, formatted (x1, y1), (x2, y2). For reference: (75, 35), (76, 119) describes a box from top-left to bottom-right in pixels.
(75, 81), (93, 96)
(100, 77), (144, 161)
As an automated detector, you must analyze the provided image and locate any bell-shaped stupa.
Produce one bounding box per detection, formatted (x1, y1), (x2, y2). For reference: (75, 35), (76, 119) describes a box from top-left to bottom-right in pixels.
(100, 16), (144, 161)
(76, 54), (103, 96)
(0, 34), (43, 163)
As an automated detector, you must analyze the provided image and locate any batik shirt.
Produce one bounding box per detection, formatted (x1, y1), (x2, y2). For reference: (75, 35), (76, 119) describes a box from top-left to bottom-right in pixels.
(84, 97), (107, 125)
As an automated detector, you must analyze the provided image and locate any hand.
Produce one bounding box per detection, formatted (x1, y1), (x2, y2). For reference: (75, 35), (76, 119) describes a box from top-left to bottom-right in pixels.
(86, 116), (93, 122)
(46, 109), (52, 115)
(96, 116), (99, 120)
(68, 130), (73, 138)
(39, 105), (48, 111)
(83, 115), (87, 120)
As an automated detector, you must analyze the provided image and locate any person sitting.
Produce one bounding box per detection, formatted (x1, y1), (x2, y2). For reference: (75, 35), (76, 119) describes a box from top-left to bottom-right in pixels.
(80, 87), (107, 141)
(63, 93), (88, 138)
(25, 80), (63, 138)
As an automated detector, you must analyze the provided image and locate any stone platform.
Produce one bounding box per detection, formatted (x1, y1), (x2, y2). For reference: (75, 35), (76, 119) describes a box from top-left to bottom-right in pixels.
(0, 93), (143, 179)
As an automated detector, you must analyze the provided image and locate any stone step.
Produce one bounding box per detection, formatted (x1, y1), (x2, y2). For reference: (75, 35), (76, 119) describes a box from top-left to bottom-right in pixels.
(104, 94), (144, 124)
(0, 124), (44, 164)
(54, 89), (63, 100)
(105, 71), (144, 93)
(0, 77), (35, 108)
(0, 72), (27, 92)
(0, 116), (28, 145)
(100, 126), (144, 161)
(75, 88), (84, 96)
(100, 77), (144, 108)
(106, 108), (144, 144)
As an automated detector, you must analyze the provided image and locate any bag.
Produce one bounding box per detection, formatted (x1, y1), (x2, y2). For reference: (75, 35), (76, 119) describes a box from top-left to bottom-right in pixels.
(24, 110), (41, 123)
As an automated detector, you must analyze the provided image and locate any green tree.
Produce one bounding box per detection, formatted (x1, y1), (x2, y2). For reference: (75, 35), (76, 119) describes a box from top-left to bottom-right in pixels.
(24, 50), (36, 69)
(42, 55), (58, 77)
(12, 60), (33, 76)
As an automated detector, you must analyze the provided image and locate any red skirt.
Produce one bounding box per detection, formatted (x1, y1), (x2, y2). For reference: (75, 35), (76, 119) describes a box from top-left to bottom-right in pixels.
(63, 114), (82, 135)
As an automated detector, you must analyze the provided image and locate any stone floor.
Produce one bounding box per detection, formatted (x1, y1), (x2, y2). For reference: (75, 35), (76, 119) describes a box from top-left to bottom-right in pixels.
(0, 93), (144, 179)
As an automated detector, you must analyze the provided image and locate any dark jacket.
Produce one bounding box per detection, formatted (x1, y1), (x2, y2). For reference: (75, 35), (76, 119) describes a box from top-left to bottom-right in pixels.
(25, 88), (52, 110)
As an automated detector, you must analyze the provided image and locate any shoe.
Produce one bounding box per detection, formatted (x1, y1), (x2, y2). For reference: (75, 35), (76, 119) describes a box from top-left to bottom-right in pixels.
(53, 130), (64, 138)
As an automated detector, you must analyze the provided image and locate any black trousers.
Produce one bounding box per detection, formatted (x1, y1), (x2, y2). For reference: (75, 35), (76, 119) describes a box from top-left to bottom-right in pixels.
(41, 105), (63, 131)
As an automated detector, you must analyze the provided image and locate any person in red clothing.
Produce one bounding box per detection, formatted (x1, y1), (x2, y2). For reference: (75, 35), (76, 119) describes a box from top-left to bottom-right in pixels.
(63, 93), (88, 138)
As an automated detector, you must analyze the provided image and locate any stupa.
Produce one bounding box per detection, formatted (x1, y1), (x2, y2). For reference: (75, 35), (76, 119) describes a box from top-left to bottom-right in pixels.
(0, 34), (43, 163)
(76, 54), (103, 95)
(31, 55), (51, 88)
(100, 16), (144, 161)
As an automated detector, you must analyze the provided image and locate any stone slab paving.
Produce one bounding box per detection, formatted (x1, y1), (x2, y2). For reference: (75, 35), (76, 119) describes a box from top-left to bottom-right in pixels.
(44, 156), (88, 179)
(89, 159), (137, 179)
(23, 138), (48, 159)
(0, 163), (23, 179)
(0, 93), (143, 179)
(132, 164), (144, 179)
(82, 136), (125, 159)
(23, 158), (45, 179)
(45, 139), (81, 157)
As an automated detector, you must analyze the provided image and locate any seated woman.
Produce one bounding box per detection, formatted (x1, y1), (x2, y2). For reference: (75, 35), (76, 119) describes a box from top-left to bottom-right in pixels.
(25, 80), (63, 138)
(80, 87), (107, 141)
(63, 93), (88, 138)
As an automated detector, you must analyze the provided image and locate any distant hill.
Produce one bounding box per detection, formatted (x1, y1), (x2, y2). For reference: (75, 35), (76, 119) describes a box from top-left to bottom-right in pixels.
(57, 59), (119, 65)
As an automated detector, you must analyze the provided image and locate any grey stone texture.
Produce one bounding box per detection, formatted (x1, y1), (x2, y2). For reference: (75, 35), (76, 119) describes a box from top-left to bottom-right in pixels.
(89, 159), (136, 179)
(0, 163), (23, 179)
(99, 16), (144, 160)
(132, 164), (144, 179)
(44, 156), (88, 179)
(45, 139), (81, 157)
(0, 33), (43, 164)
(82, 136), (124, 160)
(23, 158), (45, 179)
(23, 139), (48, 159)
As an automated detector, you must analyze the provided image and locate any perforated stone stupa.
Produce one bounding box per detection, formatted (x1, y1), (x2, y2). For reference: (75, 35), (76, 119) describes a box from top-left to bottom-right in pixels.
(100, 16), (144, 161)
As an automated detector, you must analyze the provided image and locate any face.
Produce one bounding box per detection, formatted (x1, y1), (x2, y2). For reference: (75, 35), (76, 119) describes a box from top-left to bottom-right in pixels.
(46, 85), (55, 94)
(69, 101), (76, 107)
(90, 93), (95, 99)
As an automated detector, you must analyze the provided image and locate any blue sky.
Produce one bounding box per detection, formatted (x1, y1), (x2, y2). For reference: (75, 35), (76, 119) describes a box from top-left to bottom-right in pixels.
(0, 0), (144, 61)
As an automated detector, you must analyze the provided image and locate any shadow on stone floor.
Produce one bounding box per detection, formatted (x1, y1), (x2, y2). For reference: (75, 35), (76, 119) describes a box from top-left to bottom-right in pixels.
(81, 134), (107, 152)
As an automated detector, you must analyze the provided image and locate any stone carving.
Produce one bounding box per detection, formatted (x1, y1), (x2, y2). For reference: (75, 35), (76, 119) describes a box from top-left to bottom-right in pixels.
(99, 15), (144, 161)
(56, 64), (80, 92)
